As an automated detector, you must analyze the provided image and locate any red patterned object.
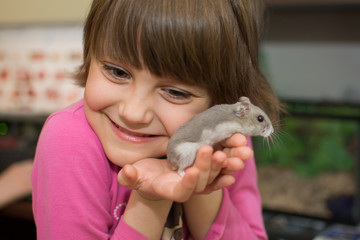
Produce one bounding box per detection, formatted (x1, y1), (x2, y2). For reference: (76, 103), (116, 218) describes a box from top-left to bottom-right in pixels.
(0, 26), (84, 114)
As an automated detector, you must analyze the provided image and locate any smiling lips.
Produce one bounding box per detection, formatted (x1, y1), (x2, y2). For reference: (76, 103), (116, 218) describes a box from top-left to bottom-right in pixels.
(108, 116), (160, 143)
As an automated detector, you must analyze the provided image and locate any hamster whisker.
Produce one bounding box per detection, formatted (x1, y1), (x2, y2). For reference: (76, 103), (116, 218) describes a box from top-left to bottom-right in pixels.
(262, 137), (273, 158)
(264, 130), (285, 154)
(275, 129), (293, 143)
(273, 130), (288, 145)
(270, 119), (284, 131)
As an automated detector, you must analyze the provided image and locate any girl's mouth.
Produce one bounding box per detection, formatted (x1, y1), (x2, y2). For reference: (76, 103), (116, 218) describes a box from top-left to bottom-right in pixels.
(112, 120), (153, 137)
(107, 115), (160, 143)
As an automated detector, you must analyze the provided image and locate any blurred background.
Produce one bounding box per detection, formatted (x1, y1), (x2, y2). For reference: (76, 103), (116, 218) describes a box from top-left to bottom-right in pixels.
(257, 1), (360, 239)
(0, 1), (90, 239)
(0, 0), (359, 239)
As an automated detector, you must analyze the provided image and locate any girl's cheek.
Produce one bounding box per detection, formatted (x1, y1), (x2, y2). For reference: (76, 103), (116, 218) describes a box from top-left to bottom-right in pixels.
(84, 85), (103, 111)
(161, 111), (197, 136)
(84, 70), (116, 111)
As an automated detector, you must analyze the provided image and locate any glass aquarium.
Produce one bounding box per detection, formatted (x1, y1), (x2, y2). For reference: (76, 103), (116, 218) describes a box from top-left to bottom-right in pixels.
(253, 101), (360, 225)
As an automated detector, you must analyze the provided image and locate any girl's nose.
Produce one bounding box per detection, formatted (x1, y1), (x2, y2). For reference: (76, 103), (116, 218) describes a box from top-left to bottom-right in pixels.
(118, 92), (154, 125)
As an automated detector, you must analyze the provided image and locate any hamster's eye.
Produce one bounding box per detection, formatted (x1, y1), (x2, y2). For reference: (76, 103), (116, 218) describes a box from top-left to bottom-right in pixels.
(257, 115), (264, 122)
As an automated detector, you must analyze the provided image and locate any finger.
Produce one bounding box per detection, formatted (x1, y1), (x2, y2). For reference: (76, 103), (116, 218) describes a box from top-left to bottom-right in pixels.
(153, 168), (200, 202)
(208, 150), (226, 184)
(180, 167), (200, 194)
(193, 146), (213, 192)
(202, 175), (235, 194)
(221, 157), (245, 175)
(226, 146), (253, 160)
(210, 175), (235, 190)
(221, 133), (247, 148)
(212, 151), (227, 168)
(172, 168), (200, 202)
(117, 164), (139, 189)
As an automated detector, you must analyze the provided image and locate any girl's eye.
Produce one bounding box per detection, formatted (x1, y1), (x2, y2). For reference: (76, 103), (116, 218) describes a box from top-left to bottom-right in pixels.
(162, 88), (192, 103)
(103, 64), (130, 81)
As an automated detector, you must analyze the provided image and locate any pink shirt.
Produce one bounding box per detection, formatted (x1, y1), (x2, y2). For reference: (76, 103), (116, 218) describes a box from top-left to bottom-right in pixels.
(31, 100), (267, 240)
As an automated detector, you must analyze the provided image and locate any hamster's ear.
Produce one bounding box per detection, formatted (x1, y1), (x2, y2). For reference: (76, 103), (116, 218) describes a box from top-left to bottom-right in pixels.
(234, 102), (250, 118)
(239, 96), (251, 104)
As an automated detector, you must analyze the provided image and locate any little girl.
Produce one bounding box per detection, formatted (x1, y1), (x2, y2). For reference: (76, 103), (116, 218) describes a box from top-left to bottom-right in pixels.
(32, 0), (281, 239)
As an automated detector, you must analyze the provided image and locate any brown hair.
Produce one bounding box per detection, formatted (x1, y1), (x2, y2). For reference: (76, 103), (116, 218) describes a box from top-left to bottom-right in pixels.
(76, 0), (281, 122)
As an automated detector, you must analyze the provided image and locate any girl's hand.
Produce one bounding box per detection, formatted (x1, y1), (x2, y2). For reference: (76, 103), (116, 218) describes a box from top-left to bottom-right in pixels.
(194, 133), (253, 194)
(117, 133), (253, 202)
(118, 158), (200, 202)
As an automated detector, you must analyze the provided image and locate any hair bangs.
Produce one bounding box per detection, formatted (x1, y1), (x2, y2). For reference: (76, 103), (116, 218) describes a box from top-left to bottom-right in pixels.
(92, 0), (236, 93)
(91, 0), (144, 68)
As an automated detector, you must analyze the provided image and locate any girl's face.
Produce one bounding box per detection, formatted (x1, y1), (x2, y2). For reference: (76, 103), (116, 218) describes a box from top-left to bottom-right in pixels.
(84, 58), (212, 166)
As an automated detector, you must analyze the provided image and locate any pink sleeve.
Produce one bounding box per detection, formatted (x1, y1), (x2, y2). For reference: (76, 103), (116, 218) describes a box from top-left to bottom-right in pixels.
(203, 139), (268, 240)
(31, 112), (148, 240)
(112, 217), (149, 240)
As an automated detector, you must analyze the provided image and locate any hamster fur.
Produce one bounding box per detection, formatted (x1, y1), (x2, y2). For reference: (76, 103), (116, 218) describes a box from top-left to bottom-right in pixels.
(167, 96), (274, 176)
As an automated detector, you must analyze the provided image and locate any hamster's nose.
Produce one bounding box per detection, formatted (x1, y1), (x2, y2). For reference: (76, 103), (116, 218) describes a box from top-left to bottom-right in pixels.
(263, 125), (274, 138)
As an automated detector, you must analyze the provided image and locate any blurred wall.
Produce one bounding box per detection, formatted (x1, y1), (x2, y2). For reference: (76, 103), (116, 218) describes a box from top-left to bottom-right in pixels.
(0, 0), (92, 25)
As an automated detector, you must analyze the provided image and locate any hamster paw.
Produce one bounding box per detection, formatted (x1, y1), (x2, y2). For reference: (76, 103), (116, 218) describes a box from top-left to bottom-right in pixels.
(178, 169), (185, 177)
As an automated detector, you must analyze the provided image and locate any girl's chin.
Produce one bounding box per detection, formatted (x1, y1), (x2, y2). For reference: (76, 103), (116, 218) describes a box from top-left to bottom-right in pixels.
(105, 148), (167, 167)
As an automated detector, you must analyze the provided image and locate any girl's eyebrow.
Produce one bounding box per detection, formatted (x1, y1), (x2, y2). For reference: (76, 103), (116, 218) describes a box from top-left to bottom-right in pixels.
(100, 60), (122, 68)
(97, 55), (127, 64)
(99, 57), (123, 66)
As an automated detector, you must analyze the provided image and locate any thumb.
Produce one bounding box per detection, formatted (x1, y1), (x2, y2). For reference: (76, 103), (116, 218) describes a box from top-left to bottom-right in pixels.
(117, 164), (139, 189)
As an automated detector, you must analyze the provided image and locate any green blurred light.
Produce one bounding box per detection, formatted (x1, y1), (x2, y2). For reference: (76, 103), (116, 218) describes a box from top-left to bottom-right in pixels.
(0, 122), (8, 135)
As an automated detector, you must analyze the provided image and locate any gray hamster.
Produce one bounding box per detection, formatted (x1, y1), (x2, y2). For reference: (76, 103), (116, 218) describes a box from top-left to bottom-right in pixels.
(167, 96), (274, 176)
